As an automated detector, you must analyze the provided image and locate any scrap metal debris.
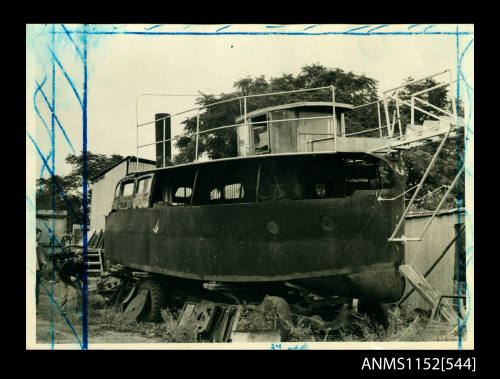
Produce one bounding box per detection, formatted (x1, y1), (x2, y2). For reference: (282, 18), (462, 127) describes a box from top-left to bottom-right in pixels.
(177, 300), (242, 342)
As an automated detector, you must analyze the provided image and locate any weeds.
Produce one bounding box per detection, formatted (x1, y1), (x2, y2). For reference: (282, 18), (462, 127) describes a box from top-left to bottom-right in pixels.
(85, 289), (458, 343)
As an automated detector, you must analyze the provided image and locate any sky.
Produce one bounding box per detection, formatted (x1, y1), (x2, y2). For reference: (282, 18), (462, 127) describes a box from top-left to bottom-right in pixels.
(26, 24), (474, 178)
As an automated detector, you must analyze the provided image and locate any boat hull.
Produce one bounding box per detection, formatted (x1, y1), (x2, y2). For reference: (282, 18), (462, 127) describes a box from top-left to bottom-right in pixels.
(105, 190), (405, 303)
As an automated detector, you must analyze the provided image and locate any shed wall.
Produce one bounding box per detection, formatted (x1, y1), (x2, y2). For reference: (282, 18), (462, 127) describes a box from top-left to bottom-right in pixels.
(90, 162), (127, 230)
(402, 212), (465, 311)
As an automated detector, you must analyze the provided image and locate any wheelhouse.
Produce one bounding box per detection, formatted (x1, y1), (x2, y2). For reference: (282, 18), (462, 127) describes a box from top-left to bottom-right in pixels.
(235, 102), (353, 156)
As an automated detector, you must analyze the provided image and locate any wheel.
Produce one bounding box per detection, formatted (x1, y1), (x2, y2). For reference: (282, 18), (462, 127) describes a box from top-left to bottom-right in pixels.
(138, 279), (167, 322)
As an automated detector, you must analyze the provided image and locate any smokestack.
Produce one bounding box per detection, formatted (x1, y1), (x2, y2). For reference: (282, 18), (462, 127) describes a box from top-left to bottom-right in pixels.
(155, 113), (171, 168)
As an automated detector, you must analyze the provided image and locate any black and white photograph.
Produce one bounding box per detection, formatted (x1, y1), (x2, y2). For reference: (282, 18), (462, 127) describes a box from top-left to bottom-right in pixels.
(26, 23), (474, 351)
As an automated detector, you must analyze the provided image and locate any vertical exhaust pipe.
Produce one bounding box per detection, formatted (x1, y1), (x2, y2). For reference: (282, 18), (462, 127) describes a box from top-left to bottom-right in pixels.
(155, 113), (171, 168)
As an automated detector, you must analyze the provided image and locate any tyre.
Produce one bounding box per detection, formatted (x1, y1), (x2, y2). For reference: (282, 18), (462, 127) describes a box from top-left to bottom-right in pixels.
(138, 279), (167, 322)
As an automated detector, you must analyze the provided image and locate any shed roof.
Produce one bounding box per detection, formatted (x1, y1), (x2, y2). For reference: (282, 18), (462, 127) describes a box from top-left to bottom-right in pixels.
(235, 101), (354, 123)
(90, 156), (156, 181)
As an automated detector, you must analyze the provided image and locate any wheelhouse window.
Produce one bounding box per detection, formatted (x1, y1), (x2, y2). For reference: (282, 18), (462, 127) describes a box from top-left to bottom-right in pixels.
(122, 181), (135, 197)
(137, 177), (152, 194)
(252, 115), (269, 154)
(256, 155), (396, 201)
(193, 161), (258, 205)
(210, 188), (222, 200)
(151, 167), (197, 207)
(258, 156), (347, 201)
(225, 183), (244, 200)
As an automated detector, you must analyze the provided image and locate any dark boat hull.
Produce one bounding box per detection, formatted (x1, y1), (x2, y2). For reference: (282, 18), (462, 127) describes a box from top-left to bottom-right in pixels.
(105, 190), (405, 303)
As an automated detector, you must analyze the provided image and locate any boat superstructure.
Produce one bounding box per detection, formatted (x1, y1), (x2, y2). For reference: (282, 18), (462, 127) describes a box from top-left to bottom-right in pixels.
(104, 69), (465, 317)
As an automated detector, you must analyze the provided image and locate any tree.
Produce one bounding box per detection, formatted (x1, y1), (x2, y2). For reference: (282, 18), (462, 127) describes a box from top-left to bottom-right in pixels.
(174, 64), (379, 164)
(36, 151), (124, 229)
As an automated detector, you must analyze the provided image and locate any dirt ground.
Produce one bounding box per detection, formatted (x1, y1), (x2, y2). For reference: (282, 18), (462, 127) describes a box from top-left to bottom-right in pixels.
(32, 279), (465, 347)
(34, 280), (165, 346)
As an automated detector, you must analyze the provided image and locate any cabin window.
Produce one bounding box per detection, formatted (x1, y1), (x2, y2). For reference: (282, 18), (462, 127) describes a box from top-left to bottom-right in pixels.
(137, 177), (152, 194)
(122, 181), (135, 197)
(225, 183), (244, 200)
(315, 183), (327, 198)
(150, 168), (197, 207)
(345, 159), (381, 194)
(174, 186), (192, 198)
(252, 115), (270, 154)
(210, 188), (222, 200)
(193, 162), (258, 205)
(258, 156), (346, 201)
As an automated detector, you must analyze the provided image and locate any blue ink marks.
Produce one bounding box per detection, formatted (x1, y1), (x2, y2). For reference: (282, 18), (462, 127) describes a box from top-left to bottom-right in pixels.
(49, 48), (83, 108)
(33, 79), (76, 153)
(33, 76), (52, 138)
(81, 25), (89, 350)
(144, 24), (164, 31)
(50, 29), (474, 36)
(36, 275), (84, 348)
(27, 134), (81, 222)
(270, 343), (308, 350)
(408, 24), (420, 30)
(304, 25), (321, 31)
(266, 25), (285, 28)
(367, 24), (389, 34)
(216, 25), (231, 33)
(288, 343), (308, 350)
(424, 24), (436, 33)
(184, 25), (191, 29)
(61, 24), (84, 60)
(345, 25), (371, 34)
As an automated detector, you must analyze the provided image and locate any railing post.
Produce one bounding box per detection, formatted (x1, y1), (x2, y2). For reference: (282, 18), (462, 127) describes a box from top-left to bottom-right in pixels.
(411, 96), (415, 126)
(196, 110), (200, 162)
(388, 123), (454, 241)
(162, 117), (166, 168)
(396, 97), (403, 138)
(383, 95), (391, 137)
(244, 96), (249, 153)
(331, 86), (337, 152)
(418, 164), (465, 240)
(449, 69), (458, 122)
(136, 95), (140, 172)
(377, 101), (382, 138)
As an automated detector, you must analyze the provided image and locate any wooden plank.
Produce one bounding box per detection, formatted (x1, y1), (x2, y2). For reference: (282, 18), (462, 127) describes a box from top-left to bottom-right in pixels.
(399, 264), (459, 324)
(399, 265), (439, 306)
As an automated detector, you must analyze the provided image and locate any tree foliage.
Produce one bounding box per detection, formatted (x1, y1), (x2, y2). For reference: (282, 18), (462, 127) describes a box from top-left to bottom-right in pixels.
(396, 78), (465, 211)
(36, 151), (124, 228)
(174, 64), (379, 163)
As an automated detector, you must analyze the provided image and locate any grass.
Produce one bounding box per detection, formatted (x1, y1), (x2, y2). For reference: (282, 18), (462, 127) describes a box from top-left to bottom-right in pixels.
(81, 290), (464, 343)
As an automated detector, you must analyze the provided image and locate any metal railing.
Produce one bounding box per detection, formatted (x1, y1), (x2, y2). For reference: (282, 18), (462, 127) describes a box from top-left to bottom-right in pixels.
(135, 86), (340, 171)
(133, 70), (466, 244)
(135, 71), (465, 240)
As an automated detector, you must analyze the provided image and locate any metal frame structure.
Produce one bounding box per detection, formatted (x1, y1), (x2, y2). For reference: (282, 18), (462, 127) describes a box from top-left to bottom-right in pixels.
(135, 69), (465, 245)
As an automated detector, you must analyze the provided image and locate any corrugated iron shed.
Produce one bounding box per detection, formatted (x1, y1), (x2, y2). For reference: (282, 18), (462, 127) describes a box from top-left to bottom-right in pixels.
(90, 156), (155, 230)
(402, 208), (466, 311)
